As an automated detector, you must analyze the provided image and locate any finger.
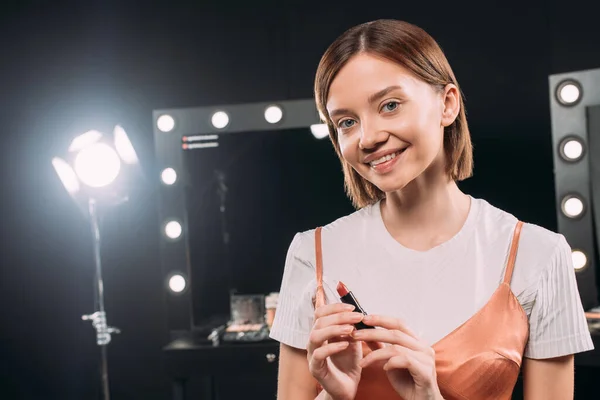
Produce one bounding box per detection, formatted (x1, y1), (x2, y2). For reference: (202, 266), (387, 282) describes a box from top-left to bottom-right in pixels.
(361, 346), (430, 373)
(308, 324), (355, 352)
(351, 327), (425, 352)
(361, 315), (418, 338)
(384, 353), (436, 386)
(314, 302), (355, 320)
(314, 311), (364, 330)
(366, 340), (384, 351)
(309, 341), (350, 374)
(384, 354), (411, 371)
(359, 345), (401, 368)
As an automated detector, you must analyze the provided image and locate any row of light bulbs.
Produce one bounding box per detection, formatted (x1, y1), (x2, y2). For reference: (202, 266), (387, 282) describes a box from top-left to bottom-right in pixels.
(155, 105), (330, 139)
(156, 106), (283, 132)
(556, 80), (585, 163)
(160, 161), (184, 292)
(163, 218), (186, 294)
(554, 79), (589, 272)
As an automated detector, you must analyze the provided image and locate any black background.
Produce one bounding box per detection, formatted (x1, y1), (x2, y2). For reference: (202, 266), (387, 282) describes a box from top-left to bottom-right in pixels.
(184, 128), (354, 327)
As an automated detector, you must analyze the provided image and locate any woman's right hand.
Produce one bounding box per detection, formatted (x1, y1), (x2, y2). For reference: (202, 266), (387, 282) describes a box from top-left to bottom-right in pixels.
(307, 303), (366, 400)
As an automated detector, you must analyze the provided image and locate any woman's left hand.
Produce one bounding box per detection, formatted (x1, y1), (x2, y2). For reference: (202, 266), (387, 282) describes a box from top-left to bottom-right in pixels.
(351, 314), (443, 400)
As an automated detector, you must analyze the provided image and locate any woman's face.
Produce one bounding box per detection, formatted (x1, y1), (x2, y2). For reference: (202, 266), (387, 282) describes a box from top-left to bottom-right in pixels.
(326, 53), (458, 193)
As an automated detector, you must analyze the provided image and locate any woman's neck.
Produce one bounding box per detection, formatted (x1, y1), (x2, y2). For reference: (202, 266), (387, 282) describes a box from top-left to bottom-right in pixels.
(380, 177), (471, 251)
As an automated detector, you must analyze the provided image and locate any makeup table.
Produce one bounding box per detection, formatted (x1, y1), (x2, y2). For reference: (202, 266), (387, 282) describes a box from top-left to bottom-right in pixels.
(164, 334), (279, 400)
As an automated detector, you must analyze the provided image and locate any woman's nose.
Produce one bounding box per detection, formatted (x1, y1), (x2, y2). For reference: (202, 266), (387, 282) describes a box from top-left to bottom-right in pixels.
(359, 123), (389, 150)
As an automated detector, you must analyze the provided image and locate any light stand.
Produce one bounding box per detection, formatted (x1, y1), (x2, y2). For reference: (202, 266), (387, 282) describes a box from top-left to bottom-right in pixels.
(81, 198), (120, 400)
(52, 126), (140, 400)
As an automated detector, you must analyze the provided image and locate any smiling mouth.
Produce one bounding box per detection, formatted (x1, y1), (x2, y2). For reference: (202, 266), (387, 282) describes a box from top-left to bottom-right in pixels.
(368, 149), (405, 168)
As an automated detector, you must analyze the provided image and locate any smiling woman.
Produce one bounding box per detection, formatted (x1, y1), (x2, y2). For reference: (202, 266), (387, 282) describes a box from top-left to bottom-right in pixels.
(315, 21), (472, 210)
(270, 19), (593, 400)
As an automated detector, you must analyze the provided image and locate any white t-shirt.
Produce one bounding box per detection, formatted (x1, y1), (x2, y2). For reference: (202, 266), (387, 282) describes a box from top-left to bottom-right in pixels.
(269, 196), (594, 359)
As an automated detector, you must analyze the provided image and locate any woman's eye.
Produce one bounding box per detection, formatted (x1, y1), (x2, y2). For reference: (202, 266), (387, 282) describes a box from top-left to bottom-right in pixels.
(339, 119), (356, 129)
(382, 101), (399, 112)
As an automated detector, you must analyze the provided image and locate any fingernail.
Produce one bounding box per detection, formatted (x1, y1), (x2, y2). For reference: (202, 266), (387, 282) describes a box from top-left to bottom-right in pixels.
(343, 304), (355, 311)
(362, 315), (372, 322)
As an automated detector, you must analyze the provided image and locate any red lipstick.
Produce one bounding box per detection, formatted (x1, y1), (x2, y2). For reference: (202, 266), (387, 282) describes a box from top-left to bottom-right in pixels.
(337, 281), (374, 330)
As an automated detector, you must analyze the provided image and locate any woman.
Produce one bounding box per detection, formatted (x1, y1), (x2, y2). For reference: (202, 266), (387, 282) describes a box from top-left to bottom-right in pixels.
(269, 19), (593, 400)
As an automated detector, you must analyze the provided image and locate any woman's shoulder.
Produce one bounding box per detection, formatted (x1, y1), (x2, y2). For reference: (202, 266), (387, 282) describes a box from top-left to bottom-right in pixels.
(290, 202), (379, 262)
(475, 197), (568, 281)
(475, 196), (563, 249)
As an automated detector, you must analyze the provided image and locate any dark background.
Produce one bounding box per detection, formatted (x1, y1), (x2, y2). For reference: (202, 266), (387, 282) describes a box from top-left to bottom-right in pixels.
(2, 0), (600, 399)
(183, 127), (355, 327)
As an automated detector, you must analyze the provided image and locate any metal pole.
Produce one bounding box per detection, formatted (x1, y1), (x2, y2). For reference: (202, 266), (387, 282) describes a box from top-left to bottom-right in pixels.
(82, 198), (120, 400)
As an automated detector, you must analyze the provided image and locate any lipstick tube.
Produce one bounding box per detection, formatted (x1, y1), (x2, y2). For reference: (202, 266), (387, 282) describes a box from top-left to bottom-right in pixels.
(337, 281), (374, 330)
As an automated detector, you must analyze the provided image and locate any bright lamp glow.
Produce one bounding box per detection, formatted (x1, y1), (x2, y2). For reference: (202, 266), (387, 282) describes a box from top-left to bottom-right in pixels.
(161, 168), (177, 185)
(165, 220), (182, 239)
(572, 250), (587, 271)
(157, 114), (175, 132)
(265, 105), (283, 124)
(559, 84), (580, 104)
(113, 125), (138, 165)
(556, 81), (582, 106)
(74, 143), (121, 188)
(310, 124), (329, 139)
(52, 157), (80, 194)
(68, 130), (103, 153)
(560, 138), (584, 162)
(211, 111), (229, 129)
(168, 274), (187, 293)
(561, 195), (584, 218)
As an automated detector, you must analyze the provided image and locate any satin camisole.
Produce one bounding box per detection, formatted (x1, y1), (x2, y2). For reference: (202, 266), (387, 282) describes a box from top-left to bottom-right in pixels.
(313, 221), (529, 400)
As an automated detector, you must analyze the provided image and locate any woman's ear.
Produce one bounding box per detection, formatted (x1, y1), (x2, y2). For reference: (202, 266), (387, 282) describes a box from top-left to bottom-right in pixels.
(441, 84), (460, 127)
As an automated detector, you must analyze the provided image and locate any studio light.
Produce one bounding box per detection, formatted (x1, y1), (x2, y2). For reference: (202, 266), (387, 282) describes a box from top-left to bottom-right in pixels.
(211, 111), (229, 129)
(264, 105), (283, 124)
(310, 123), (329, 139)
(164, 220), (183, 239)
(161, 167), (177, 185)
(73, 143), (122, 188)
(559, 136), (585, 162)
(556, 80), (583, 106)
(157, 114), (176, 133)
(114, 125), (139, 164)
(572, 250), (588, 271)
(561, 195), (585, 219)
(68, 129), (103, 152)
(51, 158), (80, 194)
(52, 125), (142, 400)
(168, 273), (188, 294)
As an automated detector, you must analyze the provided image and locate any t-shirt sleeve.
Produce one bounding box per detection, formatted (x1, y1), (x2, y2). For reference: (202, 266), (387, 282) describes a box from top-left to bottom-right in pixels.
(524, 235), (594, 359)
(268, 232), (318, 350)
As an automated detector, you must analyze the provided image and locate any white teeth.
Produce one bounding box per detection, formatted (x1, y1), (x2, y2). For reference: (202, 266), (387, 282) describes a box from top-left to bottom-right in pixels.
(370, 151), (399, 167)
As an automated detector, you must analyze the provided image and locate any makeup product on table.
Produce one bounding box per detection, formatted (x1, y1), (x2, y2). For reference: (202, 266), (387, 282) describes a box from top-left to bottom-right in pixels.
(221, 294), (270, 343)
(337, 281), (374, 330)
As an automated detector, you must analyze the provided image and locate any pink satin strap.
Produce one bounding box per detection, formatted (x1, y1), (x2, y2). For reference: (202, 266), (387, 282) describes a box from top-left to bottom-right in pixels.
(503, 221), (524, 285)
(314, 227), (325, 309)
